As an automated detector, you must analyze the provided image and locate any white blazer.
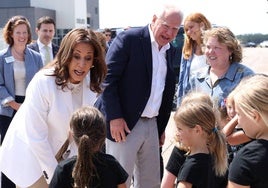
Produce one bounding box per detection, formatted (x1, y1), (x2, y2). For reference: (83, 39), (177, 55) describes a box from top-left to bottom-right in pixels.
(0, 68), (98, 187)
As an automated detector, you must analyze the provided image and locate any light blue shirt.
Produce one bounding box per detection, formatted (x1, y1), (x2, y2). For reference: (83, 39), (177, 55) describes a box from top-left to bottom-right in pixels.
(186, 62), (255, 108)
(177, 54), (208, 106)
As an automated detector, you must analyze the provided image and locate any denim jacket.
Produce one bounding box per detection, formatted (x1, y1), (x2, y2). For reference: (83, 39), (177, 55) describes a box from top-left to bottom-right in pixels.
(186, 62), (255, 108)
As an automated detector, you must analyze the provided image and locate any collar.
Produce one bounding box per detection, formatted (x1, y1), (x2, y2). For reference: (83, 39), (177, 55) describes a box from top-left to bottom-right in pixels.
(37, 39), (52, 49)
(198, 63), (241, 81)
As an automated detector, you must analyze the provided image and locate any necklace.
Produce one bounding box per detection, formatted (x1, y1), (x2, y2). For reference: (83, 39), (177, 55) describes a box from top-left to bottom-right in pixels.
(67, 82), (82, 94)
(12, 47), (25, 61)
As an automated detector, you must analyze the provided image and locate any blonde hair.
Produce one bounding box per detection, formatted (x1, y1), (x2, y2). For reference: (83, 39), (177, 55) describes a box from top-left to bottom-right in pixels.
(181, 91), (213, 107)
(203, 27), (242, 63)
(231, 74), (268, 126)
(182, 12), (212, 59)
(174, 95), (228, 176)
(174, 91), (214, 153)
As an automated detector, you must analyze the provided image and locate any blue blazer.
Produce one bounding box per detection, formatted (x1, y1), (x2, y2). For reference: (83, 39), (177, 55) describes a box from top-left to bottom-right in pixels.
(28, 42), (59, 58)
(96, 26), (180, 140)
(0, 46), (43, 117)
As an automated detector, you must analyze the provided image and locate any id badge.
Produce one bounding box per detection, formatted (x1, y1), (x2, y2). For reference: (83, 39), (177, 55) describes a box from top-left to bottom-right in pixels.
(5, 56), (15, 63)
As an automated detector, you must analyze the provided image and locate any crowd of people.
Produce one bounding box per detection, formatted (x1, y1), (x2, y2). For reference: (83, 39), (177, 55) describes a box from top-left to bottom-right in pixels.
(0, 2), (267, 188)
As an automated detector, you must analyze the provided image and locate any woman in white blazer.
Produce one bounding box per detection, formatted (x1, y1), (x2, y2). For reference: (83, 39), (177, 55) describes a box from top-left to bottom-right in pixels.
(0, 28), (107, 188)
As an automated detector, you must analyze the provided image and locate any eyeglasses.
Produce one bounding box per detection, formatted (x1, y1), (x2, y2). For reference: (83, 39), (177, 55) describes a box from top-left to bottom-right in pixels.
(105, 34), (111, 37)
(159, 18), (180, 33)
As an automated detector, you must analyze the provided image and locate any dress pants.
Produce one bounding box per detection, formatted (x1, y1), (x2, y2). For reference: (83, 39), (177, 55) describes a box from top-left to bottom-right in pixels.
(1, 96), (25, 188)
(106, 117), (160, 188)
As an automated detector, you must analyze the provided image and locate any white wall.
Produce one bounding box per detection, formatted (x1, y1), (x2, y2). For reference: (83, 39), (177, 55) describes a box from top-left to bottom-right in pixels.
(74, 0), (88, 28)
(30, 0), (87, 29)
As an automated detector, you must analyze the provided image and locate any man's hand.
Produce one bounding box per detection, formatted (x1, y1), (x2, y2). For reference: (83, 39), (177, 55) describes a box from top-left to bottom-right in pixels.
(110, 118), (131, 142)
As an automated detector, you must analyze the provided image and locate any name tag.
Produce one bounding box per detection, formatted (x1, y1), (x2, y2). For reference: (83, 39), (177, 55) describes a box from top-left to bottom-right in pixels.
(5, 56), (15, 63)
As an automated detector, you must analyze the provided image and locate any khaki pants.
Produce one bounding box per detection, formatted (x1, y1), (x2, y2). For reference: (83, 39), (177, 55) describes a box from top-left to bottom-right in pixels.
(16, 176), (48, 188)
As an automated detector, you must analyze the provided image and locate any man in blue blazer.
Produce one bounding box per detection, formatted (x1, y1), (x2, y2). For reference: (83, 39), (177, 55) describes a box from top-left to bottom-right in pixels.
(96, 3), (183, 187)
(28, 16), (59, 65)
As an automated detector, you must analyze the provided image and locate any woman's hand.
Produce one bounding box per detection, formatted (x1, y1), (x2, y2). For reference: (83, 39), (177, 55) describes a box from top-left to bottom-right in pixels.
(8, 101), (21, 111)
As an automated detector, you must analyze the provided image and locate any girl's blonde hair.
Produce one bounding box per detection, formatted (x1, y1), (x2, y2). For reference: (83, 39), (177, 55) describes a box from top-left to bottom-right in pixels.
(182, 12), (212, 59)
(174, 95), (228, 176)
(231, 74), (268, 126)
(174, 91), (214, 153)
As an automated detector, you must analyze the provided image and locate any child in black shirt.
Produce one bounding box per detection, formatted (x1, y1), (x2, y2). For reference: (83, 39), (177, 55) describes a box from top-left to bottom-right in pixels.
(228, 74), (268, 188)
(50, 106), (128, 188)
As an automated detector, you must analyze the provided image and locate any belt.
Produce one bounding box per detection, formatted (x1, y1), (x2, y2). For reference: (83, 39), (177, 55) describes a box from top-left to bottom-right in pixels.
(140, 116), (155, 120)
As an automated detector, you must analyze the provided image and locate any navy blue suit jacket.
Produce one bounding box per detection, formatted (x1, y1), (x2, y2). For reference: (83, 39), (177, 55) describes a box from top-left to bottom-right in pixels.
(96, 26), (180, 141)
(28, 42), (59, 58)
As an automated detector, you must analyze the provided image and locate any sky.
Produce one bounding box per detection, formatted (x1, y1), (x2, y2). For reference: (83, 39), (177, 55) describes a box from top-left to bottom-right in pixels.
(99, 0), (268, 35)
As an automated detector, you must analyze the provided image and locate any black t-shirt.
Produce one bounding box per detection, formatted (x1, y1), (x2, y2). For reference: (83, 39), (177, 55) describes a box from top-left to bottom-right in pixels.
(177, 153), (227, 188)
(49, 152), (128, 188)
(165, 146), (186, 176)
(229, 139), (268, 188)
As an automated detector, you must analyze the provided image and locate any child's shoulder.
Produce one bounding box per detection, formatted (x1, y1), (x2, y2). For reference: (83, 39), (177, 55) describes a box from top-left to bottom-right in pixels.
(57, 156), (77, 170)
(97, 152), (118, 162)
(96, 152), (125, 168)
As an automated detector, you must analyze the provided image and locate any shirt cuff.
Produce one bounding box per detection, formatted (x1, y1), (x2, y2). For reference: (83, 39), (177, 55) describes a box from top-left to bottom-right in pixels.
(2, 96), (14, 107)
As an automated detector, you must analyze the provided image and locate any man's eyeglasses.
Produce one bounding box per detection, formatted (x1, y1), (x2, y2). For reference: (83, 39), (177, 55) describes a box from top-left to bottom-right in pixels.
(159, 18), (180, 33)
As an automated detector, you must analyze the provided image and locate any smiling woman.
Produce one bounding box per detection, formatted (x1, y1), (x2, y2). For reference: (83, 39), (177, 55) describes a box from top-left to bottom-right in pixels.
(0, 28), (107, 188)
(0, 15), (43, 188)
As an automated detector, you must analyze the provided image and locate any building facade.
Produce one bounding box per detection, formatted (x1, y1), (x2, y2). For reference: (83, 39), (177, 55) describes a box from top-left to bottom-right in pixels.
(0, 0), (99, 46)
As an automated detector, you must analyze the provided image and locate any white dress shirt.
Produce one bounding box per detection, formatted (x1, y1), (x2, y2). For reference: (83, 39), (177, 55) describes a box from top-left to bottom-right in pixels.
(141, 25), (169, 118)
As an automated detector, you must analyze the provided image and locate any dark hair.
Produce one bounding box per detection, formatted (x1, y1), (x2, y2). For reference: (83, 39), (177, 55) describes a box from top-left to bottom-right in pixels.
(48, 28), (107, 93)
(3, 15), (32, 46)
(36, 16), (56, 29)
(103, 28), (112, 33)
(72, 106), (106, 187)
(94, 31), (107, 53)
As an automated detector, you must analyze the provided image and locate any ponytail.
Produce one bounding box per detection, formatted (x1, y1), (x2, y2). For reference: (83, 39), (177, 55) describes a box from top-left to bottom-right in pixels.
(72, 135), (99, 188)
(207, 126), (228, 176)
